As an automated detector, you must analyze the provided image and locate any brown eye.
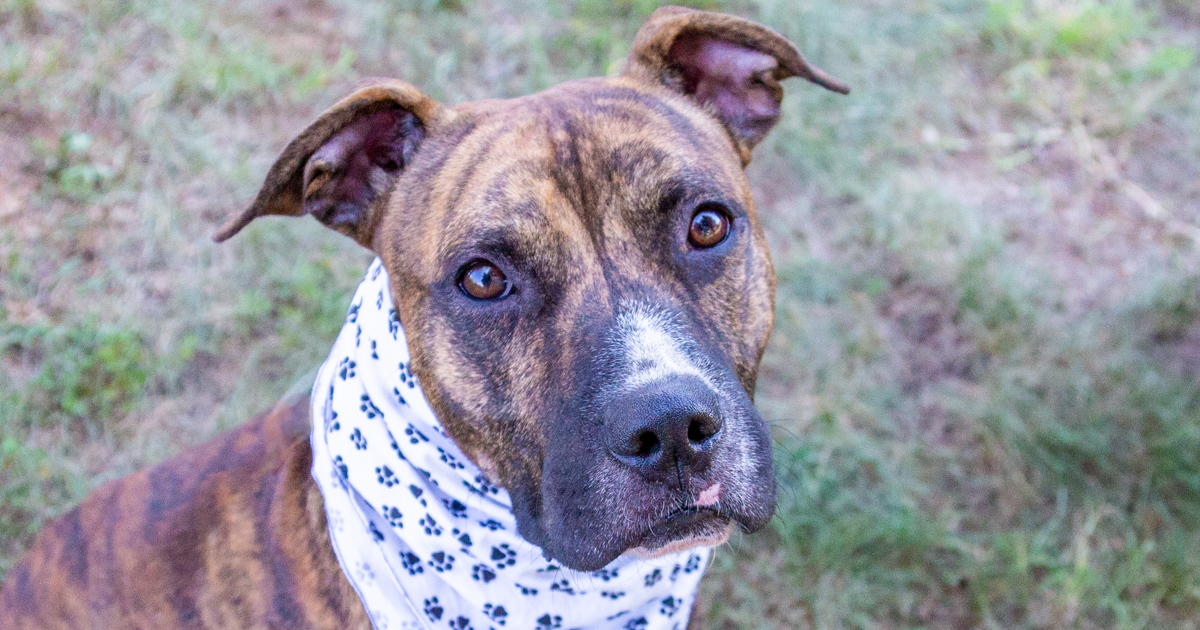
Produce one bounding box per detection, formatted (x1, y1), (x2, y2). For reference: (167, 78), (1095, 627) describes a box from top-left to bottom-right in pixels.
(688, 205), (730, 248)
(459, 260), (511, 300)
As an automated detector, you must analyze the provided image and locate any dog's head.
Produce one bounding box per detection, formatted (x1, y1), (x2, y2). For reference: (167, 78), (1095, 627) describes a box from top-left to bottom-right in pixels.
(216, 6), (847, 571)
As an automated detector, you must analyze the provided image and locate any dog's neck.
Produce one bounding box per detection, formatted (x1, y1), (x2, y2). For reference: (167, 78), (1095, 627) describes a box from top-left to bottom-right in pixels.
(308, 259), (709, 630)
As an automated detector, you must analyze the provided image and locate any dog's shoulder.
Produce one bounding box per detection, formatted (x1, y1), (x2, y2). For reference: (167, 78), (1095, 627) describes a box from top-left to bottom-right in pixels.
(0, 395), (370, 630)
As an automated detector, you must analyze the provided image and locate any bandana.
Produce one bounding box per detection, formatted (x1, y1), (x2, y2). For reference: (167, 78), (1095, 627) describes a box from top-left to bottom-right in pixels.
(310, 259), (710, 630)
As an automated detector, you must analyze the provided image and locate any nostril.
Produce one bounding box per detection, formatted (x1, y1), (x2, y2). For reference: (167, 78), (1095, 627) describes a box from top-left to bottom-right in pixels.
(632, 430), (660, 458)
(687, 416), (719, 445)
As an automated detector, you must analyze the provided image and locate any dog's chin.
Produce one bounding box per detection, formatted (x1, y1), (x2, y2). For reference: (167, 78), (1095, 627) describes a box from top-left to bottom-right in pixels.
(627, 512), (734, 559)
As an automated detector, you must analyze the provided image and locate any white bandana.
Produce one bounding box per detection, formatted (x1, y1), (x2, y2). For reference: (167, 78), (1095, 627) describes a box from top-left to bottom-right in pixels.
(310, 258), (710, 630)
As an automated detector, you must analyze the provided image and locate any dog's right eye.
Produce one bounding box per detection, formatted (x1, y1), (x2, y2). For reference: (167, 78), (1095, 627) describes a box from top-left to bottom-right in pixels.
(458, 260), (512, 300)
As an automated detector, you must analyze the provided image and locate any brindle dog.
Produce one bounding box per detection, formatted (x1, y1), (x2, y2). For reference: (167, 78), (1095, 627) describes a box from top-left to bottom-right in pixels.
(0, 6), (848, 628)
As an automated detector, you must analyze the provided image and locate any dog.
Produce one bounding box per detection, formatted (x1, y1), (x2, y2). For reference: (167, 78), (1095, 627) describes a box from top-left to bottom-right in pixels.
(0, 6), (847, 629)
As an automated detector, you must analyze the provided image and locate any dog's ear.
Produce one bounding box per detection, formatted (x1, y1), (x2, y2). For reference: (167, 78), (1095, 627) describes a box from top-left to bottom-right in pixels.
(213, 79), (447, 247)
(623, 6), (849, 159)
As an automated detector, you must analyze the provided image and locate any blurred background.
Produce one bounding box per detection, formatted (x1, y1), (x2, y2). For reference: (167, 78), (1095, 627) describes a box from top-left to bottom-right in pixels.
(1, 0), (1198, 627)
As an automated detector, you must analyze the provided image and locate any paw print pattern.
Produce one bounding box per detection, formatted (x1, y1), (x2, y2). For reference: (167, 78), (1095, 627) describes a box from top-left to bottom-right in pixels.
(660, 595), (680, 617)
(516, 583), (538, 596)
(368, 521), (385, 542)
(376, 289), (384, 310)
(601, 591), (625, 600)
(592, 567), (619, 582)
(360, 394), (383, 419)
(483, 603), (508, 625)
(490, 544), (517, 570)
(448, 617), (474, 630)
(393, 386), (407, 406)
(370, 339), (379, 359)
(624, 617), (649, 630)
(443, 498), (468, 518)
(400, 551), (423, 575)
(479, 519), (504, 531)
(536, 614), (562, 630)
(427, 550), (455, 572)
(419, 514), (442, 536)
(437, 447), (466, 470)
(328, 410), (340, 432)
(451, 528), (472, 548)
(375, 465), (398, 487)
(409, 484), (426, 507)
(669, 564), (682, 582)
(381, 505), (403, 528)
(472, 563), (497, 583)
(549, 579), (575, 595)
(349, 427), (367, 450)
(387, 309), (400, 339)
(404, 423), (428, 444)
(644, 568), (662, 587)
(333, 456), (348, 479)
(684, 553), (702, 573)
(337, 357), (356, 380)
(423, 596), (443, 621)
(398, 361), (416, 388)
(346, 300), (361, 323)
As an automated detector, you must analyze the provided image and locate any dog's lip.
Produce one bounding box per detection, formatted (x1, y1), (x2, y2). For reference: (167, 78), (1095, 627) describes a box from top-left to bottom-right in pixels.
(635, 505), (731, 550)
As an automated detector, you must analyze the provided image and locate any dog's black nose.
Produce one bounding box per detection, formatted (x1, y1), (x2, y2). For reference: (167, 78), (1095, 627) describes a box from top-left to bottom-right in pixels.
(603, 376), (722, 477)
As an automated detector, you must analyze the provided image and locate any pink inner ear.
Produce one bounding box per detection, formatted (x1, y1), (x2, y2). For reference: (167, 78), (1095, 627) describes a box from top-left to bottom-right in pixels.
(668, 35), (784, 148)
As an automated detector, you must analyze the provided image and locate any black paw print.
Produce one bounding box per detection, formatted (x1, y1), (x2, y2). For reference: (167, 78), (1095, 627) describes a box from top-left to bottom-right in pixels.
(398, 361), (416, 388)
(350, 427), (367, 450)
(419, 513), (442, 536)
(601, 590), (625, 600)
(443, 498), (468, 518)
(684, 553), (702, 573)
(479, 519), (504, 531)
(549, 579), (575, 595)
(370, 339), (379, 359)
(472, 563), (497, 583)
(644, 568), (662, 587)
(328, 410), (340, 432)
(401, 551), (423, 575)
(409, 484), (426, 507)
(660, 595), (680, 617)
(376, 289), (384, 309)
(390, 439), (405, 459)
(333, 456), (348, 479)
(382, 505), (403, 528)
(387, 309), (400, 339)
(438, 447), (466, 470)
(360, 394), (382, 419)
(423, 596), (443, 621)
(354, 324), (361, 347)
(536, 614), (562, 630)
(452, 528), (472, 548)
(404, 423), (428, 444)
(346, 301), (361, 323)
(368, 521), (385, 542)
(448, 616), (474, 630)
(490, 544), (517, 570)
(593, 567), (619, 581)
(670, 564), (682, 582)
(427, 550), (455, 572)
(624, 617), (648, 630)
(375, 465), (398, 487)
(393, 386), (407, 406)
(476, 474), (500, 495)
(516, 583), (538, 596)
(483, 603), (508, 625)
(536, 564), (561, 573)
(370, 264), (382, 280)
(337, 357), (356, 380)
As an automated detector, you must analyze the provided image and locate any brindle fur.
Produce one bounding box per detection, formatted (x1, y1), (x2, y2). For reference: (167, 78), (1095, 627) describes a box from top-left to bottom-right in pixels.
(2, 6), (846, 628)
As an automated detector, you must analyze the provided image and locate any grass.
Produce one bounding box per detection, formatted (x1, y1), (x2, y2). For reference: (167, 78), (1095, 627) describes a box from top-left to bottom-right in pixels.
(1, 0), (1198, 627)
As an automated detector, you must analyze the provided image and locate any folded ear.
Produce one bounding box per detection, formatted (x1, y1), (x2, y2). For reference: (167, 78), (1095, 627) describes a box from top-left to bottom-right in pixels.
(623, 6), (849, 158)
(213, 79), (447, 247)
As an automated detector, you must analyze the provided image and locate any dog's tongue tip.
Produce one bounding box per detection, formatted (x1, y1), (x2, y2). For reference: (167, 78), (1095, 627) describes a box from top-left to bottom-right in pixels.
(695, 482), (721, 507)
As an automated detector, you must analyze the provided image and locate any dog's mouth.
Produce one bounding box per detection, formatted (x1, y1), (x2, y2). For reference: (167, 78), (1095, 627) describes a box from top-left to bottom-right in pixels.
(627, 506), (734, 558)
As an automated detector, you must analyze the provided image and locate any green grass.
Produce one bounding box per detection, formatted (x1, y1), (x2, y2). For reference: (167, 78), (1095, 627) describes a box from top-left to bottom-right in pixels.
(2, 0), (1198, 627)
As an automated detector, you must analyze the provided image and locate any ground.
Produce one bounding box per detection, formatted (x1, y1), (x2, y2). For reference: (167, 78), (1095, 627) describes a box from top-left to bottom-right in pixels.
(1, 0), (1199, 628)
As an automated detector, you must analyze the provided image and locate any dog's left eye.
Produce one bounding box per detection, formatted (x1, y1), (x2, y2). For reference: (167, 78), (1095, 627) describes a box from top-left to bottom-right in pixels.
(688, 204), (731, 248)
(458, 260), (512, 300)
